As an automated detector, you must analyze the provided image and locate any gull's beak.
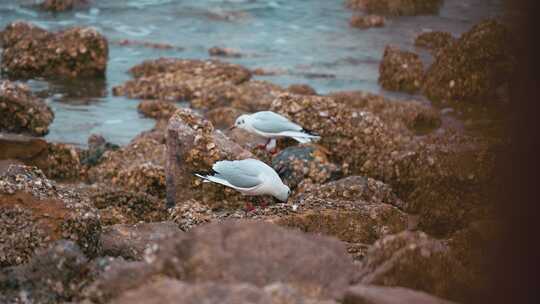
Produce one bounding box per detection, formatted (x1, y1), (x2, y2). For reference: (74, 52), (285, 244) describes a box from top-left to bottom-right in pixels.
(228, 125), (236, 131)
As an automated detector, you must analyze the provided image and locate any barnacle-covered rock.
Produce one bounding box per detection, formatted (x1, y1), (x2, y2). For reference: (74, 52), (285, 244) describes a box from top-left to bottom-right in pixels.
(1, 21), (108, 78)
(287, 84), (318, 95)
(0, 165), (101, 266)
(137, 100), (178, 120)
(379, 46), (424, 94)
(414, 31), (456, 54)
(0, 81), (54, 136)
(423, 19), (515, 105)
(166, 108), (253, 209)
(346, 0), (443, 16)
(206, 106), (246, 130)
(39, 0), (89, 12)
(350, 14), (385, 29)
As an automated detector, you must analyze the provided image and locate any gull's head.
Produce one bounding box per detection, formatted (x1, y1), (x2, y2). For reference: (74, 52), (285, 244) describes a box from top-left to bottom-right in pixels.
(274, 184), (291, 202)
(230, 114), (250, 130)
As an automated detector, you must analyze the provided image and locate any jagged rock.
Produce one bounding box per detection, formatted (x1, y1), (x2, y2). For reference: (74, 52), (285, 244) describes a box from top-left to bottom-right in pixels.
(1, 21), (108, 78)
(137, 100), (178, 120)
(112, 58), (251, 102)
(0, 240), (91, 303)
(0, 165), (101, 266)
(350, 15), (385, 29)
(287, 84), (317, 95)
(148, 221), (355, 300)
(346, 0), (443, 16)
(356, 231), (470, 302)
(271, 145), (341, 189)
(343, 284), (457, 304)
(414, 31), (455, 54)
(379, 46), (424, 94)
(165, 108), (253, 209)
(101, 222), (181, 260)
(0, 81), (54, 136)
(423, 19), (515, 105)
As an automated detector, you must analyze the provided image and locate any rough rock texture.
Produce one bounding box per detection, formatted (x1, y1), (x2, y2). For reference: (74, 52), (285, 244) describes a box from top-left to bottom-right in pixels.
(166, 108), (253, 209)
(1, 21), (108, 78)
(101, 222), (180, 260)
(0, 240), (91, 303)
(287, 84), (317, 95)
(356, 231), (470, 302)
(87, 187), (168, 225)
(414, 31), (455, 54)
(87, 133), (166, 198)
(208, 46), (243, 58)
(423, 19), (515, 104)
(148, 221), (355, 300)
(206, 106), (246, 130)
(271, 145), (341, 189)
(0, 165), (101, 266)
(0, 81), (54, 136)
(350, 15), (385, 29)
(112, 279), (337, 304)
(328, 90), (440, 135)
(343, 284), (457, 304)
(137, 100), (178, 120)
(112, 58), (251, 101)
(80, 134), (120, 167)
(346, 0), (443, 16)
(379, 46), (424, 94)
(39, 0), (88, 12)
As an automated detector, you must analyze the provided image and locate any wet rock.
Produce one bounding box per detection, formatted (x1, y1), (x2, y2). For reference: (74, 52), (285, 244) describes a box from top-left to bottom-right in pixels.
(0, 240), (91, 303)
(87, 133), (166, 198)
(346, 0), (443, 16)
(148, 221), (355, 300)
(166, 108), (253, 209)
(271, 145), (341, 189)
(192, 80), (286, 111)
(101, 222), (181, 260)
(287, 84), (317, 95)
(423, 19), (515, 105)
(414, 31), (456, 54)
(206, 106), (246, 130)
(343, 284), (457, 304)
(208, 46), (243, 58)
(328, 90), (440, 135)
(0, 80), (54, 136)
(87, 187), (168, 225)
(113, 39), (179, 50)
(112, 58), (251, 101)
(80, 134), (120, 167)
(44, 142), (82, 180)
(0, 165), (101, 266)
(355, 231), (470, 302)
(112, 279), (337, 304)
(379, 46), (424, 94)
(39, 0), (89, 12)
(137, 100), (178, 120)
(1, 21), (108, 78)
(350, 15), (385, 29)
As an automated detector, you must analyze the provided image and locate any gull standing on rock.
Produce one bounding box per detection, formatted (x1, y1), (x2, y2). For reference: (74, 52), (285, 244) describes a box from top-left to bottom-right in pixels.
(194, 158), (291, 203)
(229, 111), (320, 150)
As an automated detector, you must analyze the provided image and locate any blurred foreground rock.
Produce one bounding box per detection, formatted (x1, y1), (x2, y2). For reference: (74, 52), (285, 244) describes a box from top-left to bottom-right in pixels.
(343, 284), (457, 304)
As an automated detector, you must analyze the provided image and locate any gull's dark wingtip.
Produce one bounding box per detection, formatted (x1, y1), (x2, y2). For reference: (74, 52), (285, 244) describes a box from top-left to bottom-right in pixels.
(301, 128), (320, 137)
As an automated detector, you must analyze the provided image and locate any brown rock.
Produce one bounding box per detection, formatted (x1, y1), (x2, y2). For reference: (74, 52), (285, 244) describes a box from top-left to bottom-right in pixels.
(343, 284), (457, 304)
(0, 81), (54, 136)
(350, 15), (385, 29)
(165, 108), (252, 209)
(414, 31), (456, 54)
(379, 46), (424, 94)
(0, 165), (101, 266)
(208, 46), (243, 58)
(137, 100), (178, 120)
(206, 106), (246, 130)
(148, 221), (355, 300)
(287, 84), (317, 95)
(1, 21), (108, 78)
(423, 19), (515, 105)
(40, 0), (89, 12)
(346, 0), (443, 16)
(101, 222), (181, 260)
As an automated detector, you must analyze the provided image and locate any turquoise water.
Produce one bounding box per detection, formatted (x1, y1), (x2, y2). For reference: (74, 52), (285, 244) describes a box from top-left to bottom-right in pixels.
(0, 0), (503, 146)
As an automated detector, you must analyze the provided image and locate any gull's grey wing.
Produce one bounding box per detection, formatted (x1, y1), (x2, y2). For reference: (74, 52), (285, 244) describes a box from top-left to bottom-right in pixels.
(251, 111), (302, 133)
(212, 160), (263, 188)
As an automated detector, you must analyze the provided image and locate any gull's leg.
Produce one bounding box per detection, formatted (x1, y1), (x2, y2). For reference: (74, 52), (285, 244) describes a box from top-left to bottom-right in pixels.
(244, 201), (255, 212)
(266, 138), (277, 154)
(257, 138), (271, 150)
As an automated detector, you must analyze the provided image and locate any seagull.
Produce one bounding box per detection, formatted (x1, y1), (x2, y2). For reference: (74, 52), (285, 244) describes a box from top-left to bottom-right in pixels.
(229, 111), (320, 150)
(194, 158), (291, 203)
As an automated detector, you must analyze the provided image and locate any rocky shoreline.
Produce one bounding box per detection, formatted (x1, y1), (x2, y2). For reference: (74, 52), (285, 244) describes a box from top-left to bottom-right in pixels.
(0, 1), (514, 303)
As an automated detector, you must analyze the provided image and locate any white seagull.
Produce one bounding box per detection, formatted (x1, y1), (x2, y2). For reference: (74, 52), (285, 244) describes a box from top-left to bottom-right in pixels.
(230, 111), (320, 150)
(194, 158), (291, 202)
